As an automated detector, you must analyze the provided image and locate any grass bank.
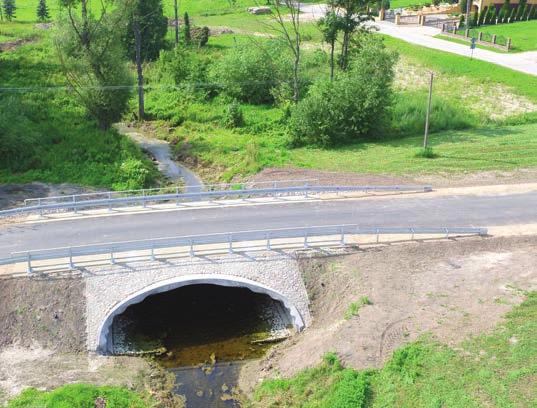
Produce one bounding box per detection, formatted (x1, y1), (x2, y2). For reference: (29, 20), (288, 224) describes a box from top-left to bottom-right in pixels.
(0, 27), (158, 189)
(251, 292), (537, 407)
(6, 384), (155, 408)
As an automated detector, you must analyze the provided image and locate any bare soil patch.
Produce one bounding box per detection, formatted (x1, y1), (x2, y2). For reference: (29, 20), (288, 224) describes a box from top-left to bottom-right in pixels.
(249, 166), (537, 188)
(0, 182), (100, 210)
(0, 276), (86, 352)
(240, 235), (537, 392)
(0, 38), (36, 52)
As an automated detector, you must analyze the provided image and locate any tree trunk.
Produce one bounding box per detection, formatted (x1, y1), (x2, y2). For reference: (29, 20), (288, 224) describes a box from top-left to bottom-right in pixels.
(174, 0), (179, 45)
(81, 0), (90, 49)
(329, 40), (335, 81)
(133, 20), (145, 121)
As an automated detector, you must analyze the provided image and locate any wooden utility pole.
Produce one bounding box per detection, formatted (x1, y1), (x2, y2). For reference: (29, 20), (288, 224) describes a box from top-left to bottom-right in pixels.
(174, 0), (179, 45)
(133, 20), (145, 121)
(423, 71), (434, 149)
(465, 0), (471, 28)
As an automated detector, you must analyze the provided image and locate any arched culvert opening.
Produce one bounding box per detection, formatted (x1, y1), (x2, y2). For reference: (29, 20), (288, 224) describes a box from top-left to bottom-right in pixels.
(97, 275), (305, 358)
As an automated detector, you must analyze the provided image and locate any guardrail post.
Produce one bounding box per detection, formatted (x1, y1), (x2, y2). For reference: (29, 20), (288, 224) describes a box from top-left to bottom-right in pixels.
(27, 253), (32, 274)
(304, 183), (309, 198)
(303, 231), (309, 248)
(340, 228), (345, 246)
(228, 234), (233, 254)
(108, 192), (112, 211)
(176, 186), (180, 206)
(38, 198), (43, 217)
(410, 228), (415, 241)
(110, 250), (115, 264)
(72, 195), (77, 214)
(492, 34), (496, 44)
(189, 240), (195, 257)
(445, 228), (449, 238)
(376, 228), (380, 244)
(68, 248), (74, 269)
(150, 244), (155, 261)
(266, 233), (272, 250)
(506, 37), (511, 51)
(142, 189), (146, 208)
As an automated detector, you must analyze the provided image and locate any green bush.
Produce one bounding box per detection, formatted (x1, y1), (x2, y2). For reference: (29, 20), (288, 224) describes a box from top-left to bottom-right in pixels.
(151, 46), (210, 89)
(221, 99), (244, 128)
(290, 36), (397, 146)
(209, 43), (291, 104)
(7, 383), (152, 408)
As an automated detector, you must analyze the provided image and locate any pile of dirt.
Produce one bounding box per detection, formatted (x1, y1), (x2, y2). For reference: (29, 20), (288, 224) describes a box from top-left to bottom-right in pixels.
(0, 276), (86, 352)
(240, 235), (537, 391)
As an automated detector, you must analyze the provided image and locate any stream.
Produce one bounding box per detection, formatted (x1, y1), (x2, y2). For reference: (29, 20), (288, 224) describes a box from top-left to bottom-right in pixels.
(110, 284), (292, 407)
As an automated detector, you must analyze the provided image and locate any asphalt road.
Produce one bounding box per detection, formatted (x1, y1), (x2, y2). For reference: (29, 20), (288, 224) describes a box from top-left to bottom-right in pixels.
(0, 191), (536, 256)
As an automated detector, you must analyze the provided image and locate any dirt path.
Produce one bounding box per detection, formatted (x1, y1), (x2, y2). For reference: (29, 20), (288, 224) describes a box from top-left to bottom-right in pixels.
(117, 123), (204, 191)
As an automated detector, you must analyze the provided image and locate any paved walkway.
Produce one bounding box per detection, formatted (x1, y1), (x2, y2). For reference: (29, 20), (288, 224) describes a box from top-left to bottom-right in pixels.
(117, 124), (204, 192)
(375, 21), (537, 76)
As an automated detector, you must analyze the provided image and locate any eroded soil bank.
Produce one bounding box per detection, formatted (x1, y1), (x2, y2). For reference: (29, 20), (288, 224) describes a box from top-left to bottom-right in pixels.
(240, 235), (537, 393)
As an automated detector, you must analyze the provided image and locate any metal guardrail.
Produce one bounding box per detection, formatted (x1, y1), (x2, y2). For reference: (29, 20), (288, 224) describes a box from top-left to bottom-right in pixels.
(0, 184), (433, 218)
(0, 224), (487, 273)
(23, 179), (320, 206)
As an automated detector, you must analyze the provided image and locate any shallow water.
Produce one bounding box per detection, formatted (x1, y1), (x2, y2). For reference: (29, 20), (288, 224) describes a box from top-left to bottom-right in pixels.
(111, 284), (291, 407)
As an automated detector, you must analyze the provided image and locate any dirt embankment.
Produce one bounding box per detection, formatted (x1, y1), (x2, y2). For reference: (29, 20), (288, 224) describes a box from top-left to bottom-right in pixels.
(240, 235), (537, 392)
(0, 276), (86, 351)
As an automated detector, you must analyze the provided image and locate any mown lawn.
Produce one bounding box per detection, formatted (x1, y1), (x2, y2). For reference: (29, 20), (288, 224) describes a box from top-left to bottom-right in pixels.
(470, 20), (537, 52)
(252, 292), (537, 407)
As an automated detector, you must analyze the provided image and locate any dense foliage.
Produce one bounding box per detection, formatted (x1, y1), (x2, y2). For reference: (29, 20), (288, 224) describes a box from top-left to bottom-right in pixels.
(55, 6), (133, 130)
(123, 0), (168, 62)
(290, 36), (397, 146)
(209, 43), (291, 104)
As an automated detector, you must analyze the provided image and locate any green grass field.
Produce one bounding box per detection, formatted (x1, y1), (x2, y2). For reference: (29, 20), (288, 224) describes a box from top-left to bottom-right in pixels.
(252, 292), (537, 407)
(469, 20), (537, 52)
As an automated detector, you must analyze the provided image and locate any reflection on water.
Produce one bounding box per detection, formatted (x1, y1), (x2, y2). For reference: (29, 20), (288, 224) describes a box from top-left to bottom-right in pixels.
(111, 284), (292, 407)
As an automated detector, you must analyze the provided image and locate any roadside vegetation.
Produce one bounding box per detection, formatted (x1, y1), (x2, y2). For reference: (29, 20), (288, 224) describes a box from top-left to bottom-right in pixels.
(1, 0), (537, 187)
(251, 292), (537, 407)
(463, 20), (537, 52)
(6, 384), (155, 408)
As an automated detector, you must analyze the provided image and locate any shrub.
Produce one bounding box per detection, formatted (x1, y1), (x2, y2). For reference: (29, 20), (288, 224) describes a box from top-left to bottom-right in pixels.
(151, 46), (210, 88)
(290, 36), (397, 146)
(114, 158), (151, 190)
(221, 100), (244, 128)
(209, 43), (291, 104)
(191, 26), (210, 47)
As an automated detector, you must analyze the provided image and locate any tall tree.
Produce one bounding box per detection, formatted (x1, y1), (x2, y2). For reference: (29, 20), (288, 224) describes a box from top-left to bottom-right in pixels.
(266, 0), (301, 103)
(318, 6), (342, 81)
(36, 0), (50, 22)
(56, 0), (132, 130)
(123, 0), (167, 62)
(2, 0), (16, 21)
(334, 0), (372, 70)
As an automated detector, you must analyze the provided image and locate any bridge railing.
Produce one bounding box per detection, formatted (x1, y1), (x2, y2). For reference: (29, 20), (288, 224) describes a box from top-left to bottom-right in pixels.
(0, 184), (432, 218)
(0, 224), (487, 273)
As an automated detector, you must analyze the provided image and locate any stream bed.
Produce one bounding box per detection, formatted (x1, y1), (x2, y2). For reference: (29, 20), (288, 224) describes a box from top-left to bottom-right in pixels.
(110, 284), (292, 407)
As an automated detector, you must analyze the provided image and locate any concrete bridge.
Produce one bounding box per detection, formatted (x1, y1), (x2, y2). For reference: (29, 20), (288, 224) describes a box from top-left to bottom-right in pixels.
(84, 251), (310, 353)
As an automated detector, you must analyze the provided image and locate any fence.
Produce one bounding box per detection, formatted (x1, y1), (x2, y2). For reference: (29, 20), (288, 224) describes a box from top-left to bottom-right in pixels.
(0, 224), (488, 273)
(441, 25), (511, 51)
(0, 184), (433, 218)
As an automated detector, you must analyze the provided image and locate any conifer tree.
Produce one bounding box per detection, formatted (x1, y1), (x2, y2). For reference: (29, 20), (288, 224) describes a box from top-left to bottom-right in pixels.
(36, 0), (50, 22)
(3, 0), (16, 21)
(183, 12), (191, 44)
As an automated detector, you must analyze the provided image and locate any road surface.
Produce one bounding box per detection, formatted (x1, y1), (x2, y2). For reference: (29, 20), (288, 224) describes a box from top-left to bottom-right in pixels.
(1, 191), (536, 255)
